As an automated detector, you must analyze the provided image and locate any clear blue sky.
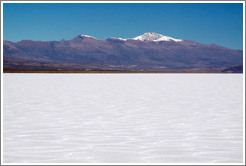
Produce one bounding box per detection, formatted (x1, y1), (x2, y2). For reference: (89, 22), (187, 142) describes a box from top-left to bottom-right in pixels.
(3, 3), (243, 50)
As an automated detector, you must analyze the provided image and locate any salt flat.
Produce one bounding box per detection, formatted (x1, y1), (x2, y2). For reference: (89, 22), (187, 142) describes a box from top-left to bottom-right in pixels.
(2, 74), (244, 163)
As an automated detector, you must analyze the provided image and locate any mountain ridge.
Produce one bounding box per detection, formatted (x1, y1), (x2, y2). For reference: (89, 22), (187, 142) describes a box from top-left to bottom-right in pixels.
(3, 32), (243, 73)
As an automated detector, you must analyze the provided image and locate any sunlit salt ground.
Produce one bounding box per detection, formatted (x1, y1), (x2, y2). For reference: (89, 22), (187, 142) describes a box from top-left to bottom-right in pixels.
(3, 74), (244, 163)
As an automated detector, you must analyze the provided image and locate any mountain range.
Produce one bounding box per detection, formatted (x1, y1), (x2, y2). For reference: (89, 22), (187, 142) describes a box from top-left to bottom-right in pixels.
(3, 32), (243, 72)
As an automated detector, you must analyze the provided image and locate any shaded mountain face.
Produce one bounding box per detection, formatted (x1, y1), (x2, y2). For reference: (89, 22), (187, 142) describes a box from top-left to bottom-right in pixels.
(3, 33), (243, 72)
(222, 65), (243, 73)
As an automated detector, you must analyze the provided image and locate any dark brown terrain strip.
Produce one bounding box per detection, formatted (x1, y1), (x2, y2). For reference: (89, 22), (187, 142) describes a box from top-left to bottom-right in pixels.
(3, 70), (233, 73)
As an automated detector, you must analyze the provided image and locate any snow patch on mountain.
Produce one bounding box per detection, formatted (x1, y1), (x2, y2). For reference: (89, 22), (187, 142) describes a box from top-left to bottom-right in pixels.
(109, 37), (127, 41)
(79, 32), (182, 42)
(133, 32), (182, 42)
(80, 34), (96, 39)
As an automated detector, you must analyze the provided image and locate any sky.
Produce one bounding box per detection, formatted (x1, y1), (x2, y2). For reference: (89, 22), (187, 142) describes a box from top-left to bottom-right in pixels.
(3, 3), (244, 50)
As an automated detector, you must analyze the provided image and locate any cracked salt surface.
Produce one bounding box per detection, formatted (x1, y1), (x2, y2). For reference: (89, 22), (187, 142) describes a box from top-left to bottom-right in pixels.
(3, 74), (243, 163)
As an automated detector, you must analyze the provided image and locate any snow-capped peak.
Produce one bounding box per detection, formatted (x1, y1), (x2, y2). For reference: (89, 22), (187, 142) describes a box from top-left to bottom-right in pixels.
(79, 34), (96, 39)
(133, 32), (182, 42)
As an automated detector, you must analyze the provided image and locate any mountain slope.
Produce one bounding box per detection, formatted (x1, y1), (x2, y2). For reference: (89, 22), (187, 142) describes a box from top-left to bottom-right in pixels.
(3, 33), (243, 72)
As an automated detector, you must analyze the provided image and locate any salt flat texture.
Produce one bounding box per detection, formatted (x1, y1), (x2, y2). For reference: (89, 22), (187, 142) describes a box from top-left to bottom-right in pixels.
(3, 74), (244, 163)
